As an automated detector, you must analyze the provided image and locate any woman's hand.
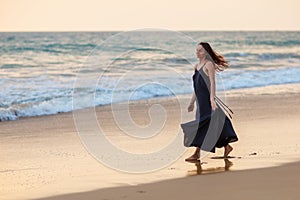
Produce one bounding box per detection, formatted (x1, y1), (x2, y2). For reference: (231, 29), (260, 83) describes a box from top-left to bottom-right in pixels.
(188, 103), (194, 112)
(211, 99), (217, 111)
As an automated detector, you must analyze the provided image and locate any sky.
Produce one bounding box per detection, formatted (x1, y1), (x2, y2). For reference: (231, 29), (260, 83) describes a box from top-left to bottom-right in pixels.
(0, 0), (299, 32)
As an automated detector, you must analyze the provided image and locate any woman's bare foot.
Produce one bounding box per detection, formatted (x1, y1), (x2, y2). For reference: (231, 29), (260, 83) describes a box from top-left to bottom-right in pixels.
(185, 154), (199, 162)
(185, 148), (200, 162)
(224, 145), (233, 158)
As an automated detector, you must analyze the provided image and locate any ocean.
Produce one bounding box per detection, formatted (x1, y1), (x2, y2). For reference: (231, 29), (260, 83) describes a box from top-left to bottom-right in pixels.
(1, 30), (300, 121)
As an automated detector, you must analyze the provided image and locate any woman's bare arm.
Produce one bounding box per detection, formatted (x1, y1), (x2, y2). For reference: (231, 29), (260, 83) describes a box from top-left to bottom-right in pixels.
(187, 91), (196, 112)
(188, 64), (198, 111)
(206, 62), (217, 110)
(190, 91), (196, 105)
(206, 62), (216, 100)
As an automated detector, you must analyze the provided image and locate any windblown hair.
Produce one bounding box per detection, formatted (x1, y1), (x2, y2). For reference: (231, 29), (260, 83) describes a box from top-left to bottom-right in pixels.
(199, 42), (229, 72)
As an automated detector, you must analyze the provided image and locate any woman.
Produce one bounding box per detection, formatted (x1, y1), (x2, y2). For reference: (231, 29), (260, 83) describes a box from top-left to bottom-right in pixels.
(184, 42), (238, 162)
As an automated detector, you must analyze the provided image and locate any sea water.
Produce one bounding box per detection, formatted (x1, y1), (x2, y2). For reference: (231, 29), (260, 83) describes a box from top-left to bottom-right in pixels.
(1, 31), (300, 120)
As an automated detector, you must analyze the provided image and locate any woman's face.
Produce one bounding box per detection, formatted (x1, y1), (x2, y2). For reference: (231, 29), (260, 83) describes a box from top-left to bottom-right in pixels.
(196, 44), (206, 59)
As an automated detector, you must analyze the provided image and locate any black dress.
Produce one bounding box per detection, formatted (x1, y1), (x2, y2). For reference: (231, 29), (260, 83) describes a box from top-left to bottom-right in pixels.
(189, 65), (238, 153)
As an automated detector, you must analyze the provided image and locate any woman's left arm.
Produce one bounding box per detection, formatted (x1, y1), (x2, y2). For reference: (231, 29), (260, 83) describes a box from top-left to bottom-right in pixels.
(206, 62), (217, 104)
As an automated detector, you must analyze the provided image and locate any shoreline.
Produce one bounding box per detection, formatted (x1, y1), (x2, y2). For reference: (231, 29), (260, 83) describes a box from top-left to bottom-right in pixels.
(1, 83), (300, 199)
(2, 82), (300, 123)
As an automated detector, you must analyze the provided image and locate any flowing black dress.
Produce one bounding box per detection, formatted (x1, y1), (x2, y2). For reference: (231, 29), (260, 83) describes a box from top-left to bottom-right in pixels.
(188, 65), (238, 153)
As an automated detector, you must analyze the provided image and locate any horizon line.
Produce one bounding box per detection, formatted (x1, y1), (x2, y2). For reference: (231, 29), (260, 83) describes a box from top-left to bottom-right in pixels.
(1, 29), (300, 33)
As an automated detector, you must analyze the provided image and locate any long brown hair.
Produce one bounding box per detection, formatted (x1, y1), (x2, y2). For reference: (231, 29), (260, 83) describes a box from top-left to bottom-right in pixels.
(199, 42), (229, 72)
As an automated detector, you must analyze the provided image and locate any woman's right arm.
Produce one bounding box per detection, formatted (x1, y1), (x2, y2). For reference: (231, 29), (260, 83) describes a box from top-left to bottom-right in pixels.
(188, 91), (196, 112)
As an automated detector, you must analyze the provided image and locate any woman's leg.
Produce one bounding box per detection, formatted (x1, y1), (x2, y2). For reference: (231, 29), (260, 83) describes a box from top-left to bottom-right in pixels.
(224, 144), (233, 158)
(185, 147), (200, 161)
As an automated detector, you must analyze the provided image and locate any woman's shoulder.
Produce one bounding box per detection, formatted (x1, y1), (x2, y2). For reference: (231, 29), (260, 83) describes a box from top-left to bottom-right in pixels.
(204, 61), (215, 69)
(205, 60), (214, 66)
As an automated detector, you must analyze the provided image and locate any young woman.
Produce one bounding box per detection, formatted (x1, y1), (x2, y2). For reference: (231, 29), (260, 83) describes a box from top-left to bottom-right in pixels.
(185, 42), (238, 162)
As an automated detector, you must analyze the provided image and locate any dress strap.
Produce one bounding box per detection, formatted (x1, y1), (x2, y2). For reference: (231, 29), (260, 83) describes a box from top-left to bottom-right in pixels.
(214, 95), (234, 119)
(194, 61), (208, 71)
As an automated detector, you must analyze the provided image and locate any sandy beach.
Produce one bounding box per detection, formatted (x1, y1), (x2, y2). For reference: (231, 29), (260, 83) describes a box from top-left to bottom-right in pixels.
(1, 83), (300, 200)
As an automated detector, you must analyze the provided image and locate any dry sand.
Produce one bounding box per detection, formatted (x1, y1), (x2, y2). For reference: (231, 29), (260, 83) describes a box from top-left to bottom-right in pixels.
(1, 83), (300, 200)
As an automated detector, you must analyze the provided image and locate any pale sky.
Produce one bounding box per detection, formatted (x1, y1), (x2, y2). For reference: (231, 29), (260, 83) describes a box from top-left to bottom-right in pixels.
(0, 0), (299, 31)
